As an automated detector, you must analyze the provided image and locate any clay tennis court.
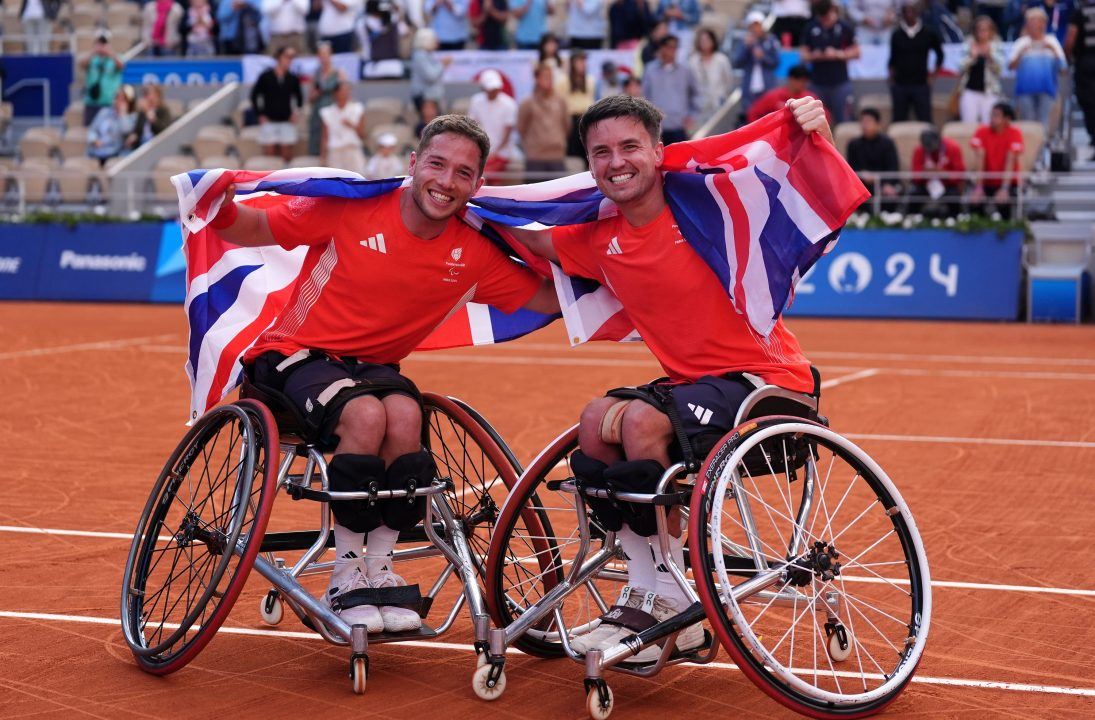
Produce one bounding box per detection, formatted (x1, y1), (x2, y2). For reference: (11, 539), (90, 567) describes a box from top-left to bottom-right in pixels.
(1, 301), (1093, 718)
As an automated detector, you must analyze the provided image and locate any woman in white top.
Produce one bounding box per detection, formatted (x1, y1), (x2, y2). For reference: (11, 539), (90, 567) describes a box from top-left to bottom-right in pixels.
(320, 81), (367, 176)
(688, 27), (733, 125)
(957, 15), (1006, 125)
(318, 0), (364, 53)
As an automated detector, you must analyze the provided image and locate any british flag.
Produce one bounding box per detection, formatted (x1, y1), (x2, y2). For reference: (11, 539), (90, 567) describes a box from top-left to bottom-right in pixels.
(175, 108), (866, 421)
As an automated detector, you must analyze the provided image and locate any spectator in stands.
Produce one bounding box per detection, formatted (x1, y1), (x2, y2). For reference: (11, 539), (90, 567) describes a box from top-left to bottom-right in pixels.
(143, 0), (184, 56)
(218, 0), (266, 55)
(80, 32), (125, 127)
(957, 15), (1005, 124)
(689, 28), (733, 125)
(87, 85), (136, 166)
(969, 101), (1024, 217)
(365, 132), (405, 177)
(563, 49), (596, 154)
(921, 0), (964, 42)
(595, 60), (625, 99)
(733, 11), (782, 119)
(800, 0), (860, 123)
(609, 0), (654, 49)
(513, 0), (552, 50)
(252, 46), (305, 162)
(410, 29), (450, 112)
(567, 0), (607, 50)
(746, 64), (826, 122)
(623, 74), (644, 96)
(539, 32), (566, 80)
(414, 98), (439, 138)
(1009, 7), (1067, 130)
(1015, 0), (1073, 43)
(889, 1), (944, 123)
(318, 0), (363, 52)
(309, 42), (345, 156)
(186, 0), (217, 56)
(849, 0), (897, 45)
(321, 80), (366, 173)
(20, 0), (62, 55)
(638, 19), (670, 70)
(265, 0), (310, 54)
(976, 0), (1009, 30)
(910, 127), (966, 215)
(518, 61), (571, 178)
(361, 0), (402, 59)
(1066, 0), (1095, 160)
(467, 69), (517, 173)
(479, 0), (510, 49)
(847, 107), (901, 209)
(126, 83), (172, 150)
(427, 0), (470, 49)
(655, 0), (700, 35)
(643, 34), (700, 143)
(771, 0), (812, 47)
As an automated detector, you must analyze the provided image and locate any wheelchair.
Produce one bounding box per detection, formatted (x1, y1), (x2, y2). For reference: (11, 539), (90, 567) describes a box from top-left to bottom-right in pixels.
(480, 382), (932, 718)
(120, 379), (534, 696)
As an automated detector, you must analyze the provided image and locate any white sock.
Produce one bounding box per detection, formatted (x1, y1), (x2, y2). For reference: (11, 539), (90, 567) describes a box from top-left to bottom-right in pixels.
(617, 526), (657, 594)
(365, 525), (400, 578)
(331, 523), (365, 588)
(651, 533), (689, 606)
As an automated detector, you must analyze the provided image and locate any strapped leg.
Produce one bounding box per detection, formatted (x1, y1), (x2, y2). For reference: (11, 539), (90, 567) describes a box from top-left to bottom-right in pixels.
(328, 454), (386, 533)
(603, 460), (666, 538)
(571, 450), (622, 532)
(381, 450), (435, 530)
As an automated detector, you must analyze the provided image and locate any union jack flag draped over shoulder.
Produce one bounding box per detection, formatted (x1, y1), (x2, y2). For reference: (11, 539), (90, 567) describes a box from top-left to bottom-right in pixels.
(175, 108), (867, 420)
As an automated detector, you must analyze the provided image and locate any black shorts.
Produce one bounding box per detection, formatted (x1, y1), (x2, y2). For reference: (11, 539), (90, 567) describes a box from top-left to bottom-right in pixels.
(248, 351), (420, 447)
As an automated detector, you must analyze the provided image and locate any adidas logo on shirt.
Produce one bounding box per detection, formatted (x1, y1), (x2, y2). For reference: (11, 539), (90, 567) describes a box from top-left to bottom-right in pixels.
(606, 236), (623, 255)
(688, 403), (713, 426)
(361, 233), (387, 253)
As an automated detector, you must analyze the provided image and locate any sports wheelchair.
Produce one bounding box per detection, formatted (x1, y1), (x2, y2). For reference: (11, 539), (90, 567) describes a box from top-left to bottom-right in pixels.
(479, 382), (932, 718)
(120, 380), (531, 695)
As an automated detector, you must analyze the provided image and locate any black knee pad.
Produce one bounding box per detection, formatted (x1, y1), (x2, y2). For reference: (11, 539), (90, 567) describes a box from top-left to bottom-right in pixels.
(604, 460), (666, 537)
(571, 450), (622, 532)
(328, 454), (386, 533)
(381, 450), (435, 530)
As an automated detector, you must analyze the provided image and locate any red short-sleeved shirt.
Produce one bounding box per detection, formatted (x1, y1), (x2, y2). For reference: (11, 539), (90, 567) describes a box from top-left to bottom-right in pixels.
(245, 189), (541, 364)
(970, 124), (1024, 187)
(552, 206), (815, 393)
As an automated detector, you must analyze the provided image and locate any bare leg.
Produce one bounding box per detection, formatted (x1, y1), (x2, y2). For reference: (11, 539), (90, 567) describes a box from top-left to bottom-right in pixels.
(619, 401), (673, 467)
(378, 394), (422, 463)
(577, 396), (626, 464)
(332, 394), (386, 456)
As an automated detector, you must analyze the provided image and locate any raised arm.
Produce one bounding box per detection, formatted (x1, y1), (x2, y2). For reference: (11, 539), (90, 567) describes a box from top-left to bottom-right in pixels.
(787, 96), (834, 145)
(208, 185), (279, 247)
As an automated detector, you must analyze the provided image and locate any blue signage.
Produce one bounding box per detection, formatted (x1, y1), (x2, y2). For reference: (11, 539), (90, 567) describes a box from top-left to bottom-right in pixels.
(37, 224), (163, 301)
(0, 231), (45, 298)
(150, 221), (187, 303)
(122, 59), (243, 86)
(1, 54), (73, 118)
(785, 229), (1024, 320)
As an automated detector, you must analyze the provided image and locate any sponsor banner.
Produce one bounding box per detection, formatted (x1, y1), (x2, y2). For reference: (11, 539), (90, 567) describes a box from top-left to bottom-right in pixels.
(122, 58), (244, 86)
(241, 53), (361, 85)
(2, 54), (72, 118)
(38, 224), (163, 301)
(0, 230), (45, 299)
(784, 229), (1024, 320)
(150, 221), (187, 303)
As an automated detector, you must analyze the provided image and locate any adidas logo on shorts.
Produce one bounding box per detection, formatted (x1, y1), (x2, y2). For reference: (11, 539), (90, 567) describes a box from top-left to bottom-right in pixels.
(688, 403), (713, 425)
(361, 233), (387, 253)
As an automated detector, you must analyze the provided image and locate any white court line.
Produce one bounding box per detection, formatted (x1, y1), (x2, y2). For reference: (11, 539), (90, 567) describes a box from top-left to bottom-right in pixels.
(1, 610), (1093, 698)
(0, 334), (179, 361)
(3, 523), (1094, 597)
(844, 433), (1095, 450)
(819, 368), (879, 389)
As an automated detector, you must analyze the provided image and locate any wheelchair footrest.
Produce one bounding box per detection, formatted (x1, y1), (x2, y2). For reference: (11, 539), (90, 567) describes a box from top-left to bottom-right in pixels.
(368, 623), (439, 643)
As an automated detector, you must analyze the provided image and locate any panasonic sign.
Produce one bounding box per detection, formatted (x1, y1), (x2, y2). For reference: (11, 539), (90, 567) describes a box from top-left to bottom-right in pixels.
(58, 250), (148, 272)
(0, 256), (21, 274)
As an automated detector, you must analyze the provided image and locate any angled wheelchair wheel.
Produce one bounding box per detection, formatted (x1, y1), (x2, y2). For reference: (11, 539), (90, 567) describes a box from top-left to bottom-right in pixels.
(485, 427), (619, 658)
(689, 417), (931, 718)
(121, 399), (278, 674)
(421, 394), (523, 572)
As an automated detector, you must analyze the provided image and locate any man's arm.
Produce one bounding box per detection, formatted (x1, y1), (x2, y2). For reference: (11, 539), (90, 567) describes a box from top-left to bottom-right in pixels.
(209, 186), (280, 247)
(507, 226), (560, 263)
(521, 278), (561, 314)
(786, 96), (834, 145)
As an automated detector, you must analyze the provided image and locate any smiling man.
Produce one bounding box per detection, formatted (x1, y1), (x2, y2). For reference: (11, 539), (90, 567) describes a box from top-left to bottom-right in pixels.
(206, 114), (558, 635)
(511, 94), (831, 663)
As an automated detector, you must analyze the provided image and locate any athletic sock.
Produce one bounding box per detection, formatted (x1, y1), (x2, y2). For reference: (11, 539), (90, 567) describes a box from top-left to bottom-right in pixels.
(364, 525), (401, 578)
(331, 523), (366, 589)
(617, 526), (657, 594)
(651, 532), (690, 607)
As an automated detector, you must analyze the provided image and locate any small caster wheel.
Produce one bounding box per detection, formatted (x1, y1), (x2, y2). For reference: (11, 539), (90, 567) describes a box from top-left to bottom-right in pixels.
(586, 683), (614, 720)
(350, 656), (368, 694)
(476, 652), (488, 668)
(260, 590), (283, 625)
(827, 624), (852, 662)
(471, 661), (506, 701)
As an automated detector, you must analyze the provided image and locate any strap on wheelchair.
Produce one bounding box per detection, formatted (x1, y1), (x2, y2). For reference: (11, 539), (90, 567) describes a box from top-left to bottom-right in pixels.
(331, 584), (424, 611)
(598, 605), (658, 633)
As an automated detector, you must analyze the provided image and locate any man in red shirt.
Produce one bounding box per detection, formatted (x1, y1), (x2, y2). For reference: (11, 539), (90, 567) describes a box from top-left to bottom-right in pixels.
(512, 95), (830, 662)
(969, 102), (1024, 218)
(210, 115), (558, 634)
(746, 64), (829, 124)
(910, 127), (966, 216)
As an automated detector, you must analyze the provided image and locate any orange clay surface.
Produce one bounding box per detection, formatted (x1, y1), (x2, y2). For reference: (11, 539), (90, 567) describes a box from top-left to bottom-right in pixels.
(1, 301), (1094, 719)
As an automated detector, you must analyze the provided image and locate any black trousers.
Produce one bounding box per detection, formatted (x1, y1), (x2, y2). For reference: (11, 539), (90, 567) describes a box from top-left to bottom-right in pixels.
(891, 84), (932, 123)
(1075, 58), (1095, 143)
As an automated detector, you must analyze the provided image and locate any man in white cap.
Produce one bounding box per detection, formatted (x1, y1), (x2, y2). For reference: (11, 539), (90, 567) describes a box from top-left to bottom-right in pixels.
(320, 79), (367, 175)
(731, 11), (782, 119)
(365, 132), (406, 178)
(467, 69), (518, 176)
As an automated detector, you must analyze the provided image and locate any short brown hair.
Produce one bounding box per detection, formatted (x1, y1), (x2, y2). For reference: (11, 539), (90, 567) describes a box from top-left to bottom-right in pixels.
(417, 114), (491, 175)
(578, 95), (663, 150)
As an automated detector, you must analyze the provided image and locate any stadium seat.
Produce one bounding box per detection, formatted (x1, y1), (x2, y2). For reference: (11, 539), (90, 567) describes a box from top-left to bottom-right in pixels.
(1014, 121), (1046, 173)
(109, 26), (139, 54)
(58, 156), (101, 203)
(362, 107), (401, 132)
(887, 122), (933, 171)
(192, 125), (238, 161)
(59, 127), (90, 160)
(368, 123), (414, 153)
(236, 126), (263, 160)
(198, 155), (237, 170)
(64, 102), (87, 130)
(19, 127), (62, 162)
(106, 3), (140, 29)
(17, 159), (54, 205)
(941, 121), (980, 175)
(74, 28), (100, 55)
(164, 99), (186, 122)
(244, 156), (288, 172)
(856, 94), (892, 128)
(363, 97), (406, 118)
(152, 155), (195, 203)
(289, 155), (323, 168)
(931, 93), (954, 127)
(70, 3), (103, 29)
(833, 121), (859, 160)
